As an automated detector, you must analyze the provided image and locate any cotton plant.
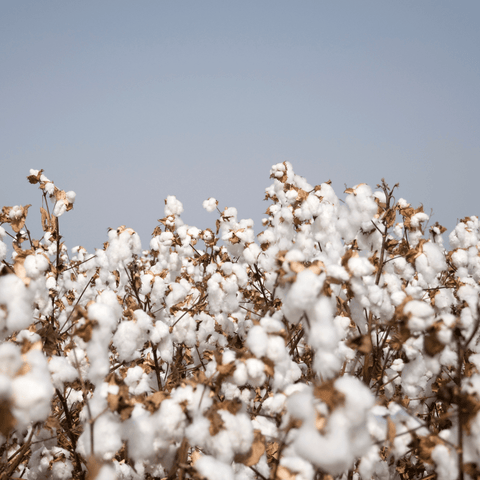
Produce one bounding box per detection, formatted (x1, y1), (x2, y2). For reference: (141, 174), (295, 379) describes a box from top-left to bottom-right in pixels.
(0, 164), (480, 480)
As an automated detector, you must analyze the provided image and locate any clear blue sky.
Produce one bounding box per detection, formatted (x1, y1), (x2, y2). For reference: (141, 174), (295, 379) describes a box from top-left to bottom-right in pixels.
(2, 1), (479, 252)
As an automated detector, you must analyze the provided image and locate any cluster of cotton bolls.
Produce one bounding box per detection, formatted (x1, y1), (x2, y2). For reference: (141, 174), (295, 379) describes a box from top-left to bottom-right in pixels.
(0, 162), (480, 480)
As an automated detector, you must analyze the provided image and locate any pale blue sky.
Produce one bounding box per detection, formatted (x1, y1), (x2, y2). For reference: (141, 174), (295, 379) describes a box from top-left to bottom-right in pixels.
(1, 1), (479, 251)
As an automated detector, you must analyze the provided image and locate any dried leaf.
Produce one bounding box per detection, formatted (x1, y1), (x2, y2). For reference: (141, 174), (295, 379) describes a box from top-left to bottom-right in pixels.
(234, 430), (265, 466)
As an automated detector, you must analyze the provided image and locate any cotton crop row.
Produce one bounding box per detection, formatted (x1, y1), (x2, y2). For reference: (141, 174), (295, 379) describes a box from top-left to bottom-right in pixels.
(0, 163), (479, 480)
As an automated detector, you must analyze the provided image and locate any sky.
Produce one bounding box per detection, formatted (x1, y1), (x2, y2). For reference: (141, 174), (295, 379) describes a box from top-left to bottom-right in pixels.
(1, 1), (479, 253)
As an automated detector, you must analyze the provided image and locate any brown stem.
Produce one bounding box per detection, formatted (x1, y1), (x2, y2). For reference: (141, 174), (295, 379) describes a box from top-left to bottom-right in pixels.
(0, 426), (35, 480)
(151, 342), (162, 390)
(55, 388), (83, 474)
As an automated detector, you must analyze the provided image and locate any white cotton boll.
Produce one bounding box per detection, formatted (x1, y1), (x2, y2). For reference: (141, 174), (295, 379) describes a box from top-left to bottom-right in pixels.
(326, 265), (350, 282)
(49, 356), (78, 390)
(262, 394), (286, 415)
(113, 321), (144, 362)
(24, 254), (50, 279)
(9, 205), (23, 220)
(404, 300), (434, 318)
(158, 337), (173, 363)
(186, 415), (211, 447)
(53, 200), (67, 217)
(202, 197), (218, 212)
(195, 455), (234, 480)
(66, 191), (76, 204)
(0, 274), (32, 334)
(451, 249), (468, 268)
(434, 289), (454, 310)
(0, 241), (7, 263)
(166, 282), (188, 309)
(78, 412), (122, 460)
(95, 464), (117, 480)
(348, 257), (375, 278)
(232, 264), (248, 287)
(246, 358), (266, 386)
(431, 444), (457, 480)
(242, 242), (262, 265)
(232, 361), (248, 386)
(44, 181), (54, 194)
(313, 350), (342, 379)
(391, 290), (406, 306)
(260, 316), (283, 333)
(155, 399), (186, 442)
(150, 320), (169, 344)
(266, 335), (287, 364)
(294, 423), (351, 475)
(246, 326), (269, 358)
(124, 365), (143, 388)
(252, 416), (278, 438)
(134, 309), (152, 332)
(164, 195), (184, 216)
(410, 212), (429, 227)
(283, 270), (324, 323)
(88, 300), (119, 332)
(0, 343), (23, 377)
(122, 406), (156, 461)
(50, 452), (74, 480)
(12, 349), (53, 428)
(422, 242), (446, 272)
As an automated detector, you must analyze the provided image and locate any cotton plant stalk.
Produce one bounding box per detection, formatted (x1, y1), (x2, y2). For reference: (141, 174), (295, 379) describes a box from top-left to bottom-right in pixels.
(0, 163), (479, 480)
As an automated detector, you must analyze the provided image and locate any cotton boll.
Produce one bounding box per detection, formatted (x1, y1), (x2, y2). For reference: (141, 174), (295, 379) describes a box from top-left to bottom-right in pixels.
(348, 257), (375, 278)
(12, 349), (54, 429)
(246, 326), (269, 358)
(23, 254), (50, 279)
(0, 343), (23, 377)
(53, 200), (67, 217)
(283, 270), (325, 323)
(122, 405), (156, 461)
(266, 335), (287, 364)
(113, 321), (144, 362)
(246, 358), (266, 386)
(164, 195), (184, 216)
(48, 356), (78, 390)
(451, 249), (468, 268)
(431, 444), (458, 480)
(95, 464), (117, 480)
(195, 455), (234, 480)
(0, 274), (33, 335)
(77, 412), (122, 460)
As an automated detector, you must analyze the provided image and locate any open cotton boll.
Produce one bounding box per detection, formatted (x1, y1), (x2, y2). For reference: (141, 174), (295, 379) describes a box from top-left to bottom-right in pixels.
(202, 197), (218, 212)
(246, 325), (269, 358)
(283, 269), (325, 324)
(431, 444), (458, 480)
(0, 343), (24, 377)
(164, 195), (184, 216)
(53, 200), (67, 217)
(121, 405), (156, 462)
(404, 300), (435, 332)
(0, 274), (33, 335)
(195, 455), (234, 480)
(77, 411), (122, 460)
(113, 320), (144, 362)
(48, 356), (78, 390)
(24, 253), (50, 279)
(12, 349), (54, 429)
(348, 256), (375, 278)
